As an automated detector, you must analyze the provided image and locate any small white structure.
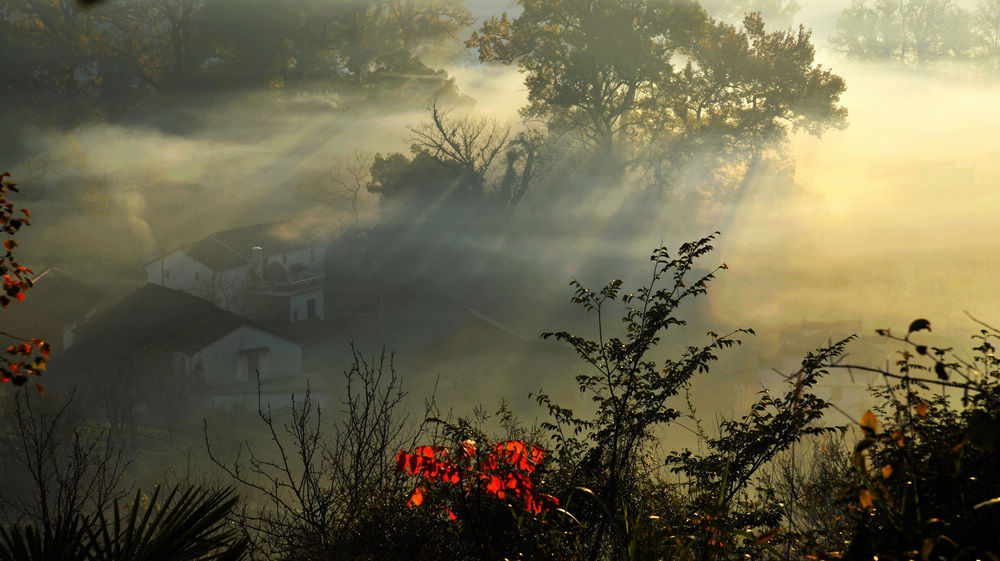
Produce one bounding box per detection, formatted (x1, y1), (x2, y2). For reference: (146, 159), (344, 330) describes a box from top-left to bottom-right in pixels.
(73, 284), (303, 386)
(143, 222), (326, 324)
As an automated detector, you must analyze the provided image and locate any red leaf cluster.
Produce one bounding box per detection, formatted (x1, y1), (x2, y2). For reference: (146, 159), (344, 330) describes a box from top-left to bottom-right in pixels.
(396, 439), (559, 519)
(1, 171), (48, 389)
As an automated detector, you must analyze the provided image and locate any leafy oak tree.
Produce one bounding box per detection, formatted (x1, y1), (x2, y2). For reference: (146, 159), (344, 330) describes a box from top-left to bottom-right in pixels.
(467, 0), (847, 195)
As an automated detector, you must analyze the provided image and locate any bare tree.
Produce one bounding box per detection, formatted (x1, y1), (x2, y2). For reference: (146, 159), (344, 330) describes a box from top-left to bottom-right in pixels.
(409, 100), (510, 197)
(204, 345), (426, 560)
(0, 389), (131, 532)
(298, 150), (373, 219)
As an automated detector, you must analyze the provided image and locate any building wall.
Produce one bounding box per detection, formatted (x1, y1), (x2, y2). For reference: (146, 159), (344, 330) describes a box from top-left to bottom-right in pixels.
(145, 253), (257, 312)
(146, 242), (328, 322)
(289, 289), (324, 322)
(190, 325), (302, 385)
(144, 252), (214, 298)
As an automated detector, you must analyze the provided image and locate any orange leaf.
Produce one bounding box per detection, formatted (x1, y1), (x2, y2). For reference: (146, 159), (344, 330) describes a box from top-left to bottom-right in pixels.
(915, 401), (929, 417)
(860, 410), (878, 434)
(530, 446), (544, 464)
(755, 527), (781, 544)
(859, 489), (875, 509)
(407, 486), (424, 507)
(921, 537), (935, 560)
(461, 439), (476, 456)
(882, 464), (892, 479)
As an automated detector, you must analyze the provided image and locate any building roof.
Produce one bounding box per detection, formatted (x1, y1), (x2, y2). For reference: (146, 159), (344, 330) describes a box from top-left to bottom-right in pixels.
(18, 268), (103, 323)
(74, 284), (297, 356)
(151, 222), (321, 272)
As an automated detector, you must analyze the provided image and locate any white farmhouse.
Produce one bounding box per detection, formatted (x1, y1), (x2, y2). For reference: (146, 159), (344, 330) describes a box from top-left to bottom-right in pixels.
(61, 283), (309, 418)
(143, 222), (326, 324)
(73, 284), (303, 385)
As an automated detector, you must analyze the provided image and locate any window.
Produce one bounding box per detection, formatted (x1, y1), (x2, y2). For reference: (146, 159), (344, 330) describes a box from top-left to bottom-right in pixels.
(292, 309), (299, 322)
(164, 270), (170, 278)
(310, 249), (315, 262)
(307, 298), (316, 319)
(282, 253), (287, 264)
(195, 272), (200, 281)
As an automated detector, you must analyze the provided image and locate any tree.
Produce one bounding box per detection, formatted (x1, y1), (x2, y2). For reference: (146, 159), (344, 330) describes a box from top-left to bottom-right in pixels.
(639, 12), (846, 204)
(468, 0), (847, 191)
(974, 0), (1000, 74)
(532, 234), (756, 559)
(0, 0), (471, 125)
(383, 0), (474, 54)
(831, 0), (973, 64)
(0, 0), (108, 121)
(409, 101), (511, 198)
(204, 346), (436, 560)
(297, 150), (374, 220)
(0, 0), (185, 120)
(367, 102), (545, 219)
(367, 151), (466, 209)
(468, 0), (706, 166)
(701, 0), (801, 27)
(0, 390), (129, 533)
(496, 129), (547, 209)
(97, 0), (205, 90)
(319, 0), (472, 85)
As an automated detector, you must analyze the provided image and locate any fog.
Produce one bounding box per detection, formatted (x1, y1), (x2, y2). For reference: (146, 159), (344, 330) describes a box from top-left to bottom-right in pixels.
(2, 0), (999, 534)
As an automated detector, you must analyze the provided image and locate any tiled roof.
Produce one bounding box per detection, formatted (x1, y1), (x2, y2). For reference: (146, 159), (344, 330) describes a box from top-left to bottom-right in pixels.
(163, 222), (319, 271)
(74, 284), (296, 355)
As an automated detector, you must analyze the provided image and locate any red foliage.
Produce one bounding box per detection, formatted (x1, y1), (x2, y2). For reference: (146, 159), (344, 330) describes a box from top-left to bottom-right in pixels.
(1, 171), (48, 390)
(396, 439), (559, 519)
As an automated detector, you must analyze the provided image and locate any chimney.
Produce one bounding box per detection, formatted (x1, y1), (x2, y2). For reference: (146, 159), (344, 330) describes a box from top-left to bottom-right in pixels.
(251, 246), (264, 278)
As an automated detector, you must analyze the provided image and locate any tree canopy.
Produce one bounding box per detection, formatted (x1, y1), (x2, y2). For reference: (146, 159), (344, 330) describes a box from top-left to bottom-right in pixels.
(467, 0), (847, 189)
(0, 0), (473, 125)
(831, 0), (976, 64)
